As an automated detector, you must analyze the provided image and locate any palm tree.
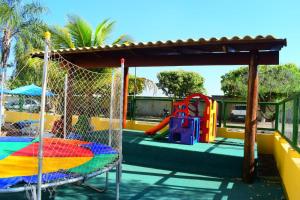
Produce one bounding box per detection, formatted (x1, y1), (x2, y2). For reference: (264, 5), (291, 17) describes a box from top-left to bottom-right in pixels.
(0, 0), (46, 71)
(51, 15), (131, 49)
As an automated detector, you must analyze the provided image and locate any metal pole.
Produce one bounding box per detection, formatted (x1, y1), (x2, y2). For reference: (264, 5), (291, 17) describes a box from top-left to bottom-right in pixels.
(31, 186), (37, 200)
(0, 66), (6, 134)
(63, 74), (68, 139)
(282, 102), (286, 135)
(103, 69), (116, 191)
(134, 67), (137, 97)
(116, 58), (125, 200)
(275, 103), (279, 131)
(109, 71), (115, 146)
(37, 32), (51, 200)
(116, 163), (121, 200)
(223, 102), (227, 127)
(132, 67), (137, 120)
(122, 67), (129, 128)
(292, 97), (299, 146)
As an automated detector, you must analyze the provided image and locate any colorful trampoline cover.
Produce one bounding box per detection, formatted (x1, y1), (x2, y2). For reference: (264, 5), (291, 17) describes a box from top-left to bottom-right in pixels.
(0, 137), (118, 189)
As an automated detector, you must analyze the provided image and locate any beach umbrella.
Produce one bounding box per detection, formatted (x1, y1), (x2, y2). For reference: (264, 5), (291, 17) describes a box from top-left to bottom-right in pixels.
(0, 88), (11, 94)
(9, 84), (54, 96)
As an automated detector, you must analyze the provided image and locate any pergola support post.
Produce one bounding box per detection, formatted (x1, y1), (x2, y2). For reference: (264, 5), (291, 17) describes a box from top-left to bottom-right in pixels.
(243, 51), (259, 183)
(122, 67), (129, 128)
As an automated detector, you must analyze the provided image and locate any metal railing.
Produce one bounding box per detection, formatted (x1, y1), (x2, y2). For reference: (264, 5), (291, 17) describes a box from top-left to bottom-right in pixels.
(127, 96), (278, 131)
(276, 93), (300, 153)
(126, 95), (300, 153)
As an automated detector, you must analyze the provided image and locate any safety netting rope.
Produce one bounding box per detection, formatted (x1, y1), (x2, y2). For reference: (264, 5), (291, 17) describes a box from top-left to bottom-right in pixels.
(0, 50), (122, 190)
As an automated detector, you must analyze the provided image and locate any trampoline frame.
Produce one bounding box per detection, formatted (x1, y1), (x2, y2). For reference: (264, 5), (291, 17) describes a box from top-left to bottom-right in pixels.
(0, 158), (121, 198)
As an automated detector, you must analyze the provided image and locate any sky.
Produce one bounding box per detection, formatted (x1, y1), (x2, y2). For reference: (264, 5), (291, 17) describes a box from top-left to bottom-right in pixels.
(37, 0), (300, 96)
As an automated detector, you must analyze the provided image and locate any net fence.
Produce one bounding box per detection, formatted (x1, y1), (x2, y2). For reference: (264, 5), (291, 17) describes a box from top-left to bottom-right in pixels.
(0, 50), (122, 192)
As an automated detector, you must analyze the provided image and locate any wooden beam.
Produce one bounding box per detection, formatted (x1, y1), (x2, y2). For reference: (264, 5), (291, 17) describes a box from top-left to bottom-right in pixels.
(68, 51), (279, 68)
(123, 67), (129, 128)
(243, 52), (259, 183)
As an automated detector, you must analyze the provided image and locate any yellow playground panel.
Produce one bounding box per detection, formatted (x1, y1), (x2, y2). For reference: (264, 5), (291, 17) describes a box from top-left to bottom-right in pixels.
(206, 99), (218, 142)
(4, 111), (110, 131)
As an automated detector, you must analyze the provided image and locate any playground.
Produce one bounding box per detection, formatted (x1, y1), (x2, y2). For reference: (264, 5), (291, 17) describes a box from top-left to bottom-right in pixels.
(0, 130), (283, 200)
(0, 35), (299, 200)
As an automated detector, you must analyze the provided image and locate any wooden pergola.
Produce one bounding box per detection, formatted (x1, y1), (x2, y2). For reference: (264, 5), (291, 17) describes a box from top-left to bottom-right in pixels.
(32, 35), (286, 183)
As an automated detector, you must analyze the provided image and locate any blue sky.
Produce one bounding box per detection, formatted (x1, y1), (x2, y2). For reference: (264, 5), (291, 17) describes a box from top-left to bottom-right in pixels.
(39, 0), (299, 96)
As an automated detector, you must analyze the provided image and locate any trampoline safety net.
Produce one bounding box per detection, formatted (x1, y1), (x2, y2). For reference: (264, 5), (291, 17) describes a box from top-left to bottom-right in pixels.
(0, 45), (123, 197)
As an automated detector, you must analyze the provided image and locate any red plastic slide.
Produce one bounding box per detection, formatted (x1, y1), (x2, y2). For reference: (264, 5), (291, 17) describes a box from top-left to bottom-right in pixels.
(145, 116), (170, 135)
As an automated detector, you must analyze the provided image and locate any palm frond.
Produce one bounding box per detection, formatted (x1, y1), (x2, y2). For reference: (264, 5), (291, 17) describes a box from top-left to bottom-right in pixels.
(94, 19), (115, 46)
(93, 18), (109, 46)
(0, 1), (11, 24)
(50, 25), (75, 49)
(112, 34), (133, 45)
(0, 0), (19, 28)
(66, 15), (92, 47)
(20, 1), (47, 18)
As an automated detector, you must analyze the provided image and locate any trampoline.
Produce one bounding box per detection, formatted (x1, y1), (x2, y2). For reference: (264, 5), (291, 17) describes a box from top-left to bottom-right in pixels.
(0, 136), (118, 189)
(0, 33), (124, 199)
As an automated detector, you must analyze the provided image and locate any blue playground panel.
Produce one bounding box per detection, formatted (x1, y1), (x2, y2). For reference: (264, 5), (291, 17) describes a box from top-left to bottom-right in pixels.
(169, 116), (200, 145)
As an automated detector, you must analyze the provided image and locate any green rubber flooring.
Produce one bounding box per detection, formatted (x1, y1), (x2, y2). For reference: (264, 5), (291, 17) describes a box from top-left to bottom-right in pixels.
(122, 130), (257, 178)
(0, 130), (284, 199)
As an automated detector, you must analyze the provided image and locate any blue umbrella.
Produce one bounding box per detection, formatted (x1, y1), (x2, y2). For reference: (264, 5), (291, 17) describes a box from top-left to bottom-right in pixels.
(9, 84), (54, 96)
(0, 88), (11, 94)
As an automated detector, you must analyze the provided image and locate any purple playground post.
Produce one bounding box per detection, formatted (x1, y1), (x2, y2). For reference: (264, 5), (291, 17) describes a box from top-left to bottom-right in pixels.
(168, 116), (200, 145)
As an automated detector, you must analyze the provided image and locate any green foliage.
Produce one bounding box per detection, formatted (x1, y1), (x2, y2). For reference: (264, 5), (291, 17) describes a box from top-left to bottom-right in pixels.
(11, 13), (131, 93)
(8, 58), (43, 88)
(221, 64), (300, 121)
(0, 0), (47, 90)
(221, 64), (300, 102)
(128, 75), (144, 95)
(9, 58), (67, 92)
(50, 15), (132, 49)
(73, 115), (92, 134)
(157, 70), (206, 98)
(128, 75), (157, 95)
(0, 0), (47, 69)
(50, 15), (132, 76)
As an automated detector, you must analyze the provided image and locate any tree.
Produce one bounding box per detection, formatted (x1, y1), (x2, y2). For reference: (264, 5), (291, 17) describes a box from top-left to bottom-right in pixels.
(0, 0), (46, 71)
(221, 64), (300, 120)
(221, 64), (300, 102)
(157, 70), (206, 98)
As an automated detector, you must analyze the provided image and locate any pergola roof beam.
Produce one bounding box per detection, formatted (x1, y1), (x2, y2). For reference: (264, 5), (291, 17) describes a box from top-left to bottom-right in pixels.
(65, 51), (279, 68)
